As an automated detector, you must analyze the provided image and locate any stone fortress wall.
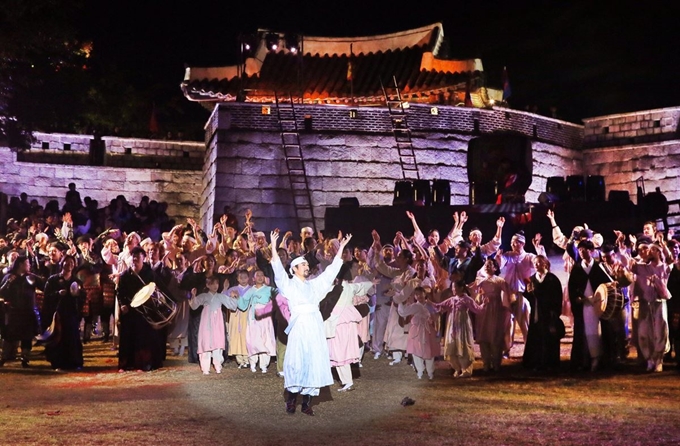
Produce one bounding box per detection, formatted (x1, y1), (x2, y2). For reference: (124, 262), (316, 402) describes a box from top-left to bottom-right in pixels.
(1, 105), (679, 232)
(0, 134), (204, 221)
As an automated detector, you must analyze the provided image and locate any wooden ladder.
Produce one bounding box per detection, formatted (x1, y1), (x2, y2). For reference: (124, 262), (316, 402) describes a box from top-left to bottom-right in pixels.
(275, 92), (316, 233)
(381, 75), (420, 181)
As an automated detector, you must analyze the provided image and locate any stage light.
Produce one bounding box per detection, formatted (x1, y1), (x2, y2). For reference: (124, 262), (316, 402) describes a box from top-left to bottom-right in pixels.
(285, 34), (299, 53)
(265, 33), (280, 51)
(239, 34), (257, 57)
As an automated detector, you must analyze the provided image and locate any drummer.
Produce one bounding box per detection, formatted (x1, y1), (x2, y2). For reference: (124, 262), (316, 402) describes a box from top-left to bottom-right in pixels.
(600, 244), (634, 365)
(117, 247), (167, 372)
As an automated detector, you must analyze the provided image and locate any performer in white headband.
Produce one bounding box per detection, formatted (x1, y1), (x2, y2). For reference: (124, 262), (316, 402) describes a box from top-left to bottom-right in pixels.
(289, 256), (307, 276)
(270, 229), (352, 416)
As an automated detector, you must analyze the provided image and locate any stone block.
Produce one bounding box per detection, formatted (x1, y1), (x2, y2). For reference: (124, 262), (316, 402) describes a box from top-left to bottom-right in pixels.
(240, 159), (271, 175)
(261, 188), (292, 204)
(317, 134), (346, 146)
(213, 186), (237, 203)
(151, 171), (174, 182)
(216, 159), (240, 174)
(231, 188), (262, 204)
(259, 175), (288, 189)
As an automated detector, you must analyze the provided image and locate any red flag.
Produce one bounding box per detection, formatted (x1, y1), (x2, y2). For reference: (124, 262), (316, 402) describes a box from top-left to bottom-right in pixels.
(502, 66), (512, 101)
(464, 79), (473, 107)
(149, 103), (159, 135)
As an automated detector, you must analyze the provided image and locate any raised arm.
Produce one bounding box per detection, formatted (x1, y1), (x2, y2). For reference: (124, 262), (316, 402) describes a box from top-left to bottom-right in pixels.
(406, 211), (426, 247)
(547, 209), (568, 250)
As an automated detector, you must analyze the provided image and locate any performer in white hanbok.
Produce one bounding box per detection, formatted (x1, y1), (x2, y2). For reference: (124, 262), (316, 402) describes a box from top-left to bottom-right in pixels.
(270, 229), (352, 416)
(629, 244), (672, 372)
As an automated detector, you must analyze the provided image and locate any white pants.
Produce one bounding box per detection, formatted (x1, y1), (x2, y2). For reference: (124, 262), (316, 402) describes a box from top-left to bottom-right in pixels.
(390, 351), (403, 363)
(199, 349), (224, 374)
(336, 363), (353, 385)
(413, 355), (435, 379)
(371, 304), (390, 352)
(583, 304), (602, 360)
(249, 353), (271, 371)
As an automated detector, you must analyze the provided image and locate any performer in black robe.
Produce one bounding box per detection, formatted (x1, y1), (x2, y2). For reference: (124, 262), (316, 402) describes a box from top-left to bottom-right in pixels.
(0, 255), (42, 367)
(567, 240), (611, 372)
(117, 247), (166, 371)
(523, 255), (563, 371)
(42, 255), (85, 370)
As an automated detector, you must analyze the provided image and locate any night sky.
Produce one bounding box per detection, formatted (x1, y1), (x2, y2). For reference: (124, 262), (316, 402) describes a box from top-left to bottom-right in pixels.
(80, 0), (679, 124)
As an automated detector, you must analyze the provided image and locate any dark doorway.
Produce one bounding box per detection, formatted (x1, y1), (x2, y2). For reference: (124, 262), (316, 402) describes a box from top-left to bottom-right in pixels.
(467, 133), (532, 204)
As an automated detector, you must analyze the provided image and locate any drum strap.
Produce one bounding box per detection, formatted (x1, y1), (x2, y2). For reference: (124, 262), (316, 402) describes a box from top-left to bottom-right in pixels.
(599, 263), (615, 284)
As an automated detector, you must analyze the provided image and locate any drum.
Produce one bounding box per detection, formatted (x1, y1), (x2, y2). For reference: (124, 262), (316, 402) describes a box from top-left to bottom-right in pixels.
(593, 282), (624, 320)
(130, 282), (178, 330)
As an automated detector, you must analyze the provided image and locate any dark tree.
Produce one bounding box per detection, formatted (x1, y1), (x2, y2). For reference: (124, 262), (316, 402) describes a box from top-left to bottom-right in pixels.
(0, 0), (90, 147)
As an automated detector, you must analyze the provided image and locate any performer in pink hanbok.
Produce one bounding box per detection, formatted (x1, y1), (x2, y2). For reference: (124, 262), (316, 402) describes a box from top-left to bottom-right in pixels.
(238, 270), (276, 373)
(326, 263), (376, 391)
(189, 276), (238, 375)
(472, 258), (512, 372)
(398, 286), (440, 380)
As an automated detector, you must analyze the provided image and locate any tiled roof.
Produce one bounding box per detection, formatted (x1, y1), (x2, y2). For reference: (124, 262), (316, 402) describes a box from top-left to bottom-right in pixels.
(181, 23), (490, 106)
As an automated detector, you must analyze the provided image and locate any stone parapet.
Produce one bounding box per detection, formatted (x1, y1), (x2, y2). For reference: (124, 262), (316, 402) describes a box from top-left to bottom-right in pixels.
(583, 107), (680, 148)
(0, 146), (201, 223)
(208, 102), (584, 151)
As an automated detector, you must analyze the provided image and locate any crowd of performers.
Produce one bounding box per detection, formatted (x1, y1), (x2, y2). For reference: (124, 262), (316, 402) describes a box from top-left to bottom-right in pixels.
(2, 196), (680, 413)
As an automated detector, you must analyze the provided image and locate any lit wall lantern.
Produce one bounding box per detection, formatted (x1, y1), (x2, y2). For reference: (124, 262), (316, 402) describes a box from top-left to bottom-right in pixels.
(262, 105), (271, 115)
(349, 109), (358, 119)
(430, 107), (439, 115)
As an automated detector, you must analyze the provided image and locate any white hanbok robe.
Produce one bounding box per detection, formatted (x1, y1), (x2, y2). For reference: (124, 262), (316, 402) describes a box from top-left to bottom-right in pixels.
(272, 255), (344, 396)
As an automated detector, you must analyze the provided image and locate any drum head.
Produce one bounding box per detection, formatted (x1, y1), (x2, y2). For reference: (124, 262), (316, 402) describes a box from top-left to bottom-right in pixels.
(130, 282), (156, 308)
(593, 283), (609, 318)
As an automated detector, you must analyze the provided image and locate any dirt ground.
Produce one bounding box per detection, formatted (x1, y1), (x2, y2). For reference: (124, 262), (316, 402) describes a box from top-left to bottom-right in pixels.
(2, 329), (679, 446)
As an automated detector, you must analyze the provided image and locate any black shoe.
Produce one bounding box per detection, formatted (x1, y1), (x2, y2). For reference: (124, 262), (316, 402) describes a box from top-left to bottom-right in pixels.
(301, 395), (314, 416)
(285, 391), (298, 414)
(0, 359), (5, 367)
(21, 359), (30, 368)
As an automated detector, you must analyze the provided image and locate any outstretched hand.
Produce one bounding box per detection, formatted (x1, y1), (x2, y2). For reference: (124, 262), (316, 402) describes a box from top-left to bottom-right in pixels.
(270, 229), (280, 247)
(338, 233), (353, 252)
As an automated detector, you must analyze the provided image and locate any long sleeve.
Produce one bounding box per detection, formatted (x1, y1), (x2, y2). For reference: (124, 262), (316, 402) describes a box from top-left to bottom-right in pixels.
(237, 287), (254, 311)
(189, 292), (210, 310)
(218, 293), (239, 311)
